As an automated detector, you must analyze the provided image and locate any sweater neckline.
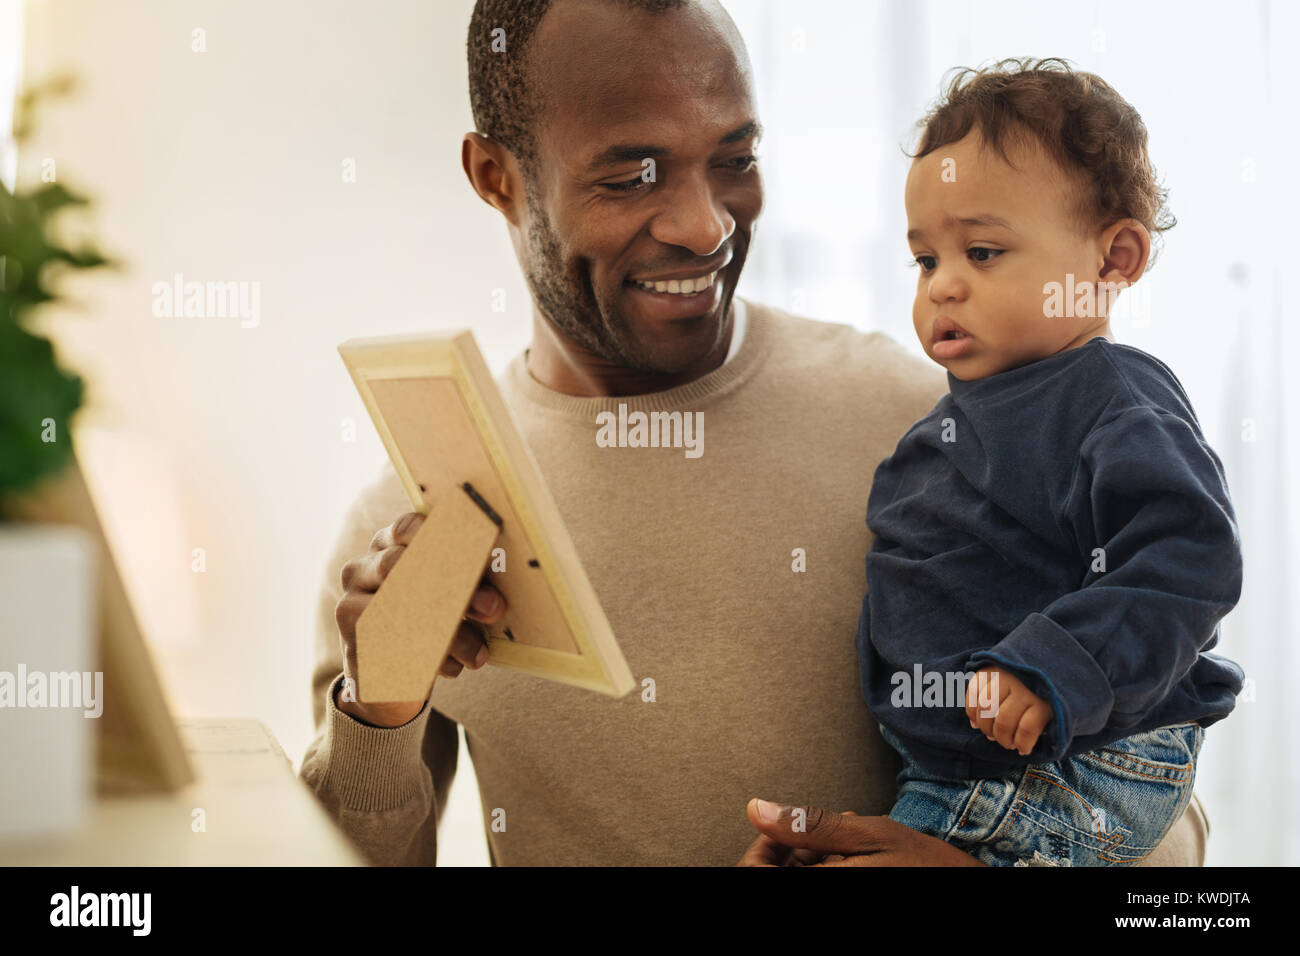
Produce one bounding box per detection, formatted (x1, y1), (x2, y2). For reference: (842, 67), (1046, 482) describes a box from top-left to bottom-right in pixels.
(946, 336), (1111, 397)
(505, 295), (771, 417)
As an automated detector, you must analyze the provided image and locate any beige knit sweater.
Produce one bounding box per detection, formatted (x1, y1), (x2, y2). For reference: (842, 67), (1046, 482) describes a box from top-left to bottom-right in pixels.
(300, 298), (1208, 866)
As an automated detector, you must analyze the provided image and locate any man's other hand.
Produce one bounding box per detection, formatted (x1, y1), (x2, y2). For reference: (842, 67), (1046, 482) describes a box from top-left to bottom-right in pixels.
(737, 798), (987, 866)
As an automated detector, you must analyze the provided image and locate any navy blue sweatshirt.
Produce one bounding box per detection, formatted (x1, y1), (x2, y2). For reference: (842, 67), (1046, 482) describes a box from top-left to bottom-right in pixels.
(856, 337), (1245, 779)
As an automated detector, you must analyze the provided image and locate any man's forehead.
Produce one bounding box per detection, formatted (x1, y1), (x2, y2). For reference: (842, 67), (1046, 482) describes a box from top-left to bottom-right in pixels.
(531, 0), (751, 152)
(533, 0), (733, 71)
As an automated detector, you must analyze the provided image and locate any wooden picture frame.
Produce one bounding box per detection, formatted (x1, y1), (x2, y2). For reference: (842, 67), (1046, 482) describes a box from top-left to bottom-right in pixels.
(339, 331), (635, 702)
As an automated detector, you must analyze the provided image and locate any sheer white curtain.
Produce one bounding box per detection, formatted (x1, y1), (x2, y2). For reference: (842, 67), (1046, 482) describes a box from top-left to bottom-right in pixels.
(0, 0), (22, 191)
(726, 0), (1299, 865)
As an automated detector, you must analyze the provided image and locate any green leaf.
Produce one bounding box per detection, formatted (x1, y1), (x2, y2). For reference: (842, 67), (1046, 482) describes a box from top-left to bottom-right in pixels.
(0, 321), (83, 495)
(28, 183), (89, 216)
(0, 77), (113, 500)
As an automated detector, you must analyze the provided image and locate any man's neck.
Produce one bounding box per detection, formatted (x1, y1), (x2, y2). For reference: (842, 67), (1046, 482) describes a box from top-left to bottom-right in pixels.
(525, 302), (736, 398)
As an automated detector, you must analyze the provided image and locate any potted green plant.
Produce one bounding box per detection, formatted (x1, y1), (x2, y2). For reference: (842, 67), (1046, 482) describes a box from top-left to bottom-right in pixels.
(1, 79), (105, 500)
(0, 78), (113, 840)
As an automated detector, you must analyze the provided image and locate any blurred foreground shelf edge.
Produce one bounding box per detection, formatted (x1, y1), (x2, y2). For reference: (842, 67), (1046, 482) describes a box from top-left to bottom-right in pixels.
(0, 718), (363, 866)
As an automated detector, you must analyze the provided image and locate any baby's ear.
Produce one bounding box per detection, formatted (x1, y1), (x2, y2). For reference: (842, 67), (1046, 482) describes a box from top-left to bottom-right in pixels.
(1099, 218), (1152, 285)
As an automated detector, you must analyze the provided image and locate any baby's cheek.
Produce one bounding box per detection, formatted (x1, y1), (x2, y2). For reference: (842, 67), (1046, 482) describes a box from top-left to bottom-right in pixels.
(1004, 299), (1061, 354)
(911, 300), (931, 347)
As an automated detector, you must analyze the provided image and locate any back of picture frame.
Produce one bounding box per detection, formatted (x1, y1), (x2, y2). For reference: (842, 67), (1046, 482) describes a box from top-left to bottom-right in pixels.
(339, 330), (634, 700)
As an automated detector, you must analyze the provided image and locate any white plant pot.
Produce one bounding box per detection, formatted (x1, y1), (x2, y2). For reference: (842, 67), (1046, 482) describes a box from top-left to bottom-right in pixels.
(0, 522), (98, 841)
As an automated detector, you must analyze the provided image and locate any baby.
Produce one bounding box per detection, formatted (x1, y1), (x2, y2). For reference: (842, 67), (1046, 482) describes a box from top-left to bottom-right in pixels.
(856, 58), (1246, 866)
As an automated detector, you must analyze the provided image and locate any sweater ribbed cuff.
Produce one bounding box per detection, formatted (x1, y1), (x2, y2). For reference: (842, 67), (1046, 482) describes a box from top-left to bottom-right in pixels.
(319, 673), (432, 812)
(967, 612), (1115, 758)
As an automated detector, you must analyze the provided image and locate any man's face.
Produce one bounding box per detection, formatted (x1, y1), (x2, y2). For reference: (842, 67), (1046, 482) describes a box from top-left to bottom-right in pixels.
(519, 0), (763, 374)
(904, 130), (1108, 381)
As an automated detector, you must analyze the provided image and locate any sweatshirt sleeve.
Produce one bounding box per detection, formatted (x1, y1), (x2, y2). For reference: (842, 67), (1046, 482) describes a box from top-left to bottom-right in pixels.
(967, 405), (1243, 760)
(298, 463), (461, 866)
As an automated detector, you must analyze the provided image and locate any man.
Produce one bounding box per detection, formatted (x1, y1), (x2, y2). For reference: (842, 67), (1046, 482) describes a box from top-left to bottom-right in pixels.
(300, 0), (1208, 866)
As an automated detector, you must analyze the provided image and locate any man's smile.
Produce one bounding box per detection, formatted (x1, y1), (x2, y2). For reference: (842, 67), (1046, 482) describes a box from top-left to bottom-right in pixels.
(627, 268), (719, 295)
(621, 255), (731, 320)
(622, 271), (724, 319)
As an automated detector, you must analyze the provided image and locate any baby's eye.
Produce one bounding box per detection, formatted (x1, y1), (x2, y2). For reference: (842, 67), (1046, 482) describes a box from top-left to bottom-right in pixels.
(912, 255), (937, 272)
(968, 247), (1003, 263)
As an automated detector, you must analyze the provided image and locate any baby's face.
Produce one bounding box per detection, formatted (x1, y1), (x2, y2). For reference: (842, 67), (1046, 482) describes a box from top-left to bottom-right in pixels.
(904, 130), (1112, 380)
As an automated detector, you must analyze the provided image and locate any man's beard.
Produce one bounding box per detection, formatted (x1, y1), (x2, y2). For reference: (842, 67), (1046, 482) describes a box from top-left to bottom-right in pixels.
(522, 196), (713, 375)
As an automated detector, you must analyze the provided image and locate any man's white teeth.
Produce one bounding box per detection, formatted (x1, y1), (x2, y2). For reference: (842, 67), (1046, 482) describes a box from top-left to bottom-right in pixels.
(632, 271), (717, 294)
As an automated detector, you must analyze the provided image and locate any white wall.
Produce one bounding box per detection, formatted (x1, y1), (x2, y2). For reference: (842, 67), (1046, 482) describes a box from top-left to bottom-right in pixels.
(0, 0), (22, 189)
(18, 0), (1293, 866)
(20, 0), (507, 865)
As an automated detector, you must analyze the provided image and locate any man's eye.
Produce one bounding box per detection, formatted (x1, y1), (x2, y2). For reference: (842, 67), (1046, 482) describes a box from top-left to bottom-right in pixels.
(601, 155), (757, 193)
(968, 247), (1003, 263)
(601, 175), (650, 193)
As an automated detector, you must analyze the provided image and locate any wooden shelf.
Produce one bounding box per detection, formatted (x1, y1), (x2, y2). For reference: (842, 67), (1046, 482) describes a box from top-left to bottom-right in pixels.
(0, 718), (362, 866)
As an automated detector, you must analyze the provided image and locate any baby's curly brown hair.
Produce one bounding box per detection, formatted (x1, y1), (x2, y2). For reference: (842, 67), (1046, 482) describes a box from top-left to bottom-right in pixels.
(912, 57), (1175, 268)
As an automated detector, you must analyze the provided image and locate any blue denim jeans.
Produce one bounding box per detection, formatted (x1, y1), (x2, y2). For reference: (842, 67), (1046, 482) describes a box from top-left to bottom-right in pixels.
(879, 721), (1203, 866)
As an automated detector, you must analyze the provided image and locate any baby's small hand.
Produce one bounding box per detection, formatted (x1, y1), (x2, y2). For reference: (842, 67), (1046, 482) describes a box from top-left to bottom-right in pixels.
(965, 666), (1052, 756)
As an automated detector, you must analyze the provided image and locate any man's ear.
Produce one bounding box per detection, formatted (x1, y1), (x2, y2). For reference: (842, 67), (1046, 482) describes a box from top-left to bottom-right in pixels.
(1097, 218), (1152, 286)
(462, 132), (525, 226)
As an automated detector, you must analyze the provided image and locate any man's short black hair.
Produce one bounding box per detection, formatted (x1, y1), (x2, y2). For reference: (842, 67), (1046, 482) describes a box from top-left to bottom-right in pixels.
(467, 0), (688, 186)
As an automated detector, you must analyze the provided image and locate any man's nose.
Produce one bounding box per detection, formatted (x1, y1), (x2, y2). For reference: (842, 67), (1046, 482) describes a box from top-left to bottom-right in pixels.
(648, 170), (734, 256)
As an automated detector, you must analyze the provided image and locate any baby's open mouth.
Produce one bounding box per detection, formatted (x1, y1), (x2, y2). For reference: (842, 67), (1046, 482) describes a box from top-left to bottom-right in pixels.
(931, 319), (975, 358)
(931, 317), (972, 344)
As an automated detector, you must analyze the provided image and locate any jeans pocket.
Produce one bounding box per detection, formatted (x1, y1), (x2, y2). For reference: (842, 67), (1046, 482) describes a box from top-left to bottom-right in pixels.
(1007, 723), (1202, 864)
(1078, 722), (1203, 787)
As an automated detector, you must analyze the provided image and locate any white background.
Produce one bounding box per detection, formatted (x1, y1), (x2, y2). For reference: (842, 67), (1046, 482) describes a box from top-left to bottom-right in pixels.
(5, 0), (1295, 865)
